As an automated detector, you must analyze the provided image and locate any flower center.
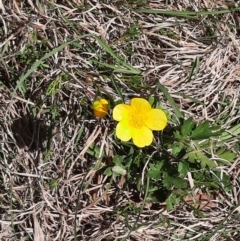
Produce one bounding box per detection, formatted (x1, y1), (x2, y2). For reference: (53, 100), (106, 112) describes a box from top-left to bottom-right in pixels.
(129, 108), (147, 129)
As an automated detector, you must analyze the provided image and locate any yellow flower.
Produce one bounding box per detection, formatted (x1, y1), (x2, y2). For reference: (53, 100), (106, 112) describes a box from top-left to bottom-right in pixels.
(113, 98), (167, 148)
(93, 99), (109, 117)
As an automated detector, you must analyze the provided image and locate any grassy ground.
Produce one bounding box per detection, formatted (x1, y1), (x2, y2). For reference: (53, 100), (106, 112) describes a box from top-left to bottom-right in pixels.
(1, 0), (240, 240)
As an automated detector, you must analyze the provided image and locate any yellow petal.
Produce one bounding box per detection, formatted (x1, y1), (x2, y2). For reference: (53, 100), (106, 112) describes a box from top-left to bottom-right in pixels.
(99, 99), (108, 105)
(93, 99), (109, 118)
(94, 109), (108, 118)
(131, 126), (153, 148)
(113, 104), (131, 122)
(93, 100), (102, 110)
(116, 121), (132, 141)
(99, 99), (109, 111)
(130, 98), (151, 112)
(145, 109), (167, 130)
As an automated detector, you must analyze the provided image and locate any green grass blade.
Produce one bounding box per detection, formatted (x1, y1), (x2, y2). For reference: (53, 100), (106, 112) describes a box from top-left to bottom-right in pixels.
(157, 83), (184, 119)
(92, 60), (141, 74)
(173, 92), (204, 106)
(219, 123), (240, 142)
(109, 75), (125, 102)
(15, 34), (92, 95)
(139, 7), (240, 18)
(96, 37), (141, 75)
(187, 56), (200, 82)
(60, 14), (82, 36)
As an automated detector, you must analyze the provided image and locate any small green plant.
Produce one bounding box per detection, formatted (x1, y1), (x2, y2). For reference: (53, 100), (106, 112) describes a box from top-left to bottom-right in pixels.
(102, 93), (236, 213)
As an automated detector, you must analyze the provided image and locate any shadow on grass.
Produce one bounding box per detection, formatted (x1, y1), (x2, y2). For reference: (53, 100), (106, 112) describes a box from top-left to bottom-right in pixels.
(11, 116), (49, 152)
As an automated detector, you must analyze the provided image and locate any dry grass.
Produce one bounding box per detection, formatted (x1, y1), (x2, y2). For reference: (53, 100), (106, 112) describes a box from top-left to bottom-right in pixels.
(0, 0), (240, 240)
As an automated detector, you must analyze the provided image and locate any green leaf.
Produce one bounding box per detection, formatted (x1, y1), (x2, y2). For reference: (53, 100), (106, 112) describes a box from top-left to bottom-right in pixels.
(195, 151), (216, 168)
(191, 121), (210, 139)
(113, 155), (123, 165)
(148, 169), (161, 179)
(172, 145), (183, 156)
(178, 162), (189, 176)
(186, 146), (216, 168)
(188, 152), (196, 163)
(112, 165), (127, 176)
(166, 197), (173, 211)
(191, 121), (223, 140)
(148, 96), (155, 106)
(174, 130), (182, 139)
(217, 149), (237, 162)
(166, 194), (180, 211)
(181, 117), (195, 136)
(163, 173), (187, 189)
(104, 167), (112, 176)
(148, 162), (164, 179)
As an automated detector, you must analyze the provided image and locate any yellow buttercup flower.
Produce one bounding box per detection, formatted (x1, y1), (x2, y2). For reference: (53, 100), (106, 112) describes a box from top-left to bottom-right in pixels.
(93, 99), (109, 117)
(113, 98), (167, 148)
